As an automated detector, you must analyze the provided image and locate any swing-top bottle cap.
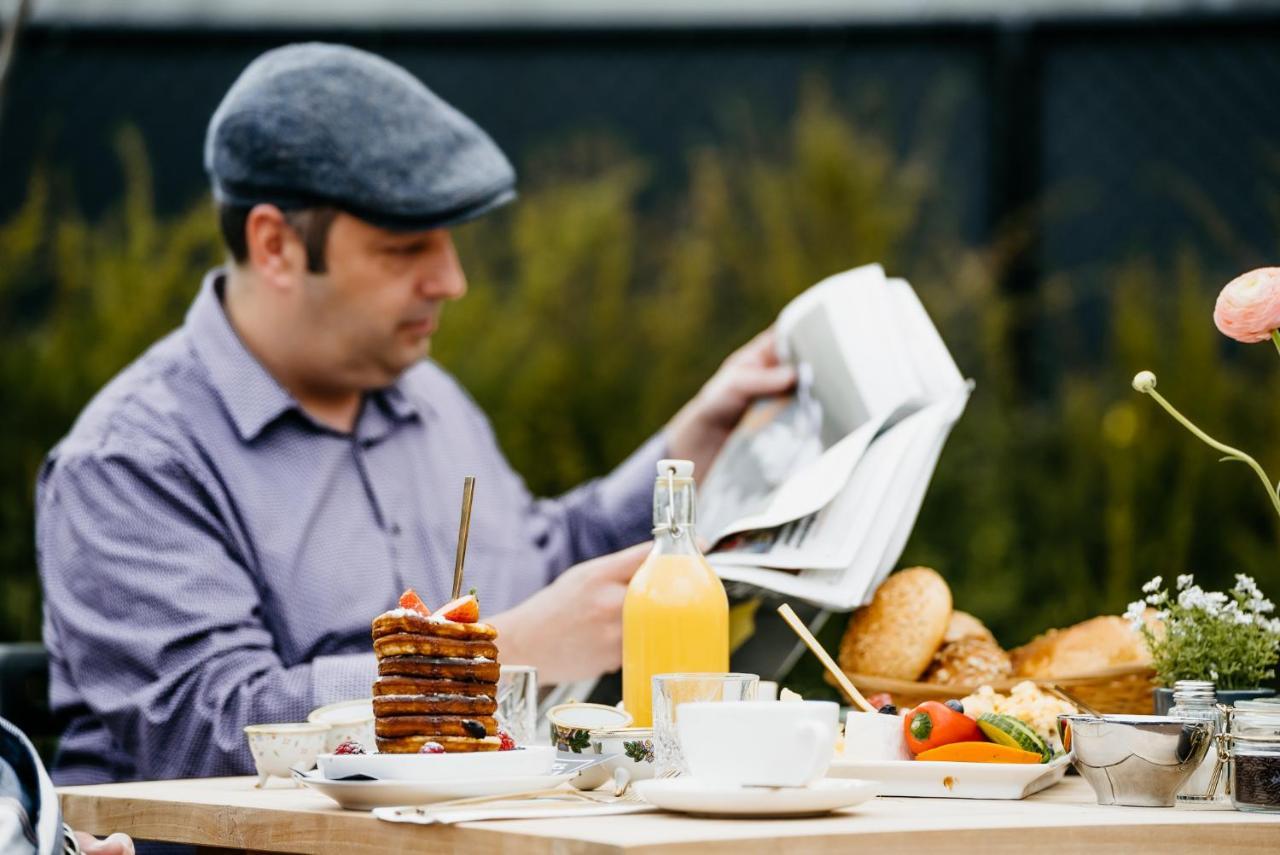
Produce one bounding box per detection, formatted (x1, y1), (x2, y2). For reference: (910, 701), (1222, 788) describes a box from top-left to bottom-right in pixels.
(656, 459), (695, 479)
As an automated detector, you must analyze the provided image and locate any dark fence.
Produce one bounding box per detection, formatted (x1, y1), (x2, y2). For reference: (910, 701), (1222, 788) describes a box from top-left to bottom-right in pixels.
(5, 14), (1280, 292)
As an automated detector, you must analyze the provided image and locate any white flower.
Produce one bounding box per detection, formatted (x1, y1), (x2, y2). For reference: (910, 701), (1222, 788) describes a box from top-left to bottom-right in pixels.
(1142, 576), (1164, 594)
(1123, 600), (1147, 629)
(1177, 586), (1227, 615)
(1234, 574), (1263, 599)
(1176, 574), (1195, 591)
(1132, 371), (1157, 393)
(1247, 596), (1276, 615)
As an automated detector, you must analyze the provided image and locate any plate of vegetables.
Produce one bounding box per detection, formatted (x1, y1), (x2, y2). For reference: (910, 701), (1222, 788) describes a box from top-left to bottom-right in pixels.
(830, 698), (1073, 799)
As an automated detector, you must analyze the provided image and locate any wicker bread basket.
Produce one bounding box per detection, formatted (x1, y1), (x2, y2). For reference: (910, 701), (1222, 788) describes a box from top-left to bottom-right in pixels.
(825, 664), (1156, 715)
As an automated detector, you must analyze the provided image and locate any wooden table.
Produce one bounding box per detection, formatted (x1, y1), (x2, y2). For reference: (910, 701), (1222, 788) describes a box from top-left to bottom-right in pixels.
(60, 776), (1280, 854)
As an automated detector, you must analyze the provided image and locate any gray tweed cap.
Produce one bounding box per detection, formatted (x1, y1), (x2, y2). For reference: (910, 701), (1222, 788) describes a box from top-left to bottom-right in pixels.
(205, 42), (516, 230)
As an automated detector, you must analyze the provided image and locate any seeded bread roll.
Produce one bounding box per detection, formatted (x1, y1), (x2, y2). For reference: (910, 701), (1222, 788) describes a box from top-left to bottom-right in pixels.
(942, 610), (996, 645)
(922, 636), (1013, 686)
(838, 567), (952, 681)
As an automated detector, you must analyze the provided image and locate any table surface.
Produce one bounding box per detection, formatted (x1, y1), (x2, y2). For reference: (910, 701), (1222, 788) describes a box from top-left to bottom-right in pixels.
(59, 775), (1280, 854)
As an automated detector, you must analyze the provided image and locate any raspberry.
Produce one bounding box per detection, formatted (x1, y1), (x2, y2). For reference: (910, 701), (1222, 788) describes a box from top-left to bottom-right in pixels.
(419, 741), (445, 754)
(497, 729), (516, 751)
(333, 740), (365, 755)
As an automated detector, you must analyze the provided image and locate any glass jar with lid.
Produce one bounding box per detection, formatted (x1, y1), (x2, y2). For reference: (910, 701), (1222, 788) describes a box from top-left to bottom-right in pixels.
(1167, 680), (1226, 806)
(1202, 701), (1280, 813)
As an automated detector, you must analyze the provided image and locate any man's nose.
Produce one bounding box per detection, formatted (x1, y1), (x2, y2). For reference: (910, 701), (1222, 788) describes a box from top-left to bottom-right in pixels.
(417, 233), (467, 300)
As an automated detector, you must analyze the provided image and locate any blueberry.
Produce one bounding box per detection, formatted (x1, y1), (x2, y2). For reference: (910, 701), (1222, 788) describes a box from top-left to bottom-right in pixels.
(877, 704), (898, 716)
(945, 699), (964, 714)
(461, 719), (487, 739)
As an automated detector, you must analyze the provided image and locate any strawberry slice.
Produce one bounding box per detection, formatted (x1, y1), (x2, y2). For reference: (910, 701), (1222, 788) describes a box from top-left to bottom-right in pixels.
(437, 593), (479, 623)
(398, 588), (432, 617)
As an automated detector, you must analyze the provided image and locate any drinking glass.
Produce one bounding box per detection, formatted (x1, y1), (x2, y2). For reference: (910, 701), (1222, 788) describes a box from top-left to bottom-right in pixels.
(495, 665), (538, 747)
(652, 672), (758, 776)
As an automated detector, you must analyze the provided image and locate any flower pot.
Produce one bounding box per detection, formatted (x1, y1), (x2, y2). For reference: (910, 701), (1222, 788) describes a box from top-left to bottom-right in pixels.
(1153, 687), (1277, 716)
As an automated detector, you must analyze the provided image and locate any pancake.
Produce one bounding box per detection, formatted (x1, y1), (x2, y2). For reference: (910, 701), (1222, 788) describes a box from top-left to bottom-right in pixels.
(376, 655), (500, 683)
(373, 676), (497, 698)
(373, 693), (498, 717)
(372, 611), (498, 642)
(373, 634), (498, 660)
(376, 734), (502, 754)
(374, 715), (498, 738)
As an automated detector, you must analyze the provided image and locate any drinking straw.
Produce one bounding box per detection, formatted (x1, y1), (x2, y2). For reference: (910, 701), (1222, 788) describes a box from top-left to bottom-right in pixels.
(451, 477), (475, 599)
(777, 603), (877, 713)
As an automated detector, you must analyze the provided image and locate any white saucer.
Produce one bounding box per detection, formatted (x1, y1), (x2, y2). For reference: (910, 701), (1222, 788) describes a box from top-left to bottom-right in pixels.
(294, 768), (573, 810)
(633, 777), (878, 817)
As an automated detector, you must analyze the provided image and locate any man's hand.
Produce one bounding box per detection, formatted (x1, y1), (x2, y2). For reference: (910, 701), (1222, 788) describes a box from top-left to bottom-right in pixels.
(490, 542), (650, 685)
(73, 831), (134, 855)
(666, 327), (796, 478)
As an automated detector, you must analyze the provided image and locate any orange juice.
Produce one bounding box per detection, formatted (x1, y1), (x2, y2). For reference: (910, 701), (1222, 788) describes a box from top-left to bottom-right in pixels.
(622, 460), (729, 727)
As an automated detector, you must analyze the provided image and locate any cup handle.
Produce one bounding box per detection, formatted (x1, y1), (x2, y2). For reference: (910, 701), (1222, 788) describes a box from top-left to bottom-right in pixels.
(795, 720), (830, 786)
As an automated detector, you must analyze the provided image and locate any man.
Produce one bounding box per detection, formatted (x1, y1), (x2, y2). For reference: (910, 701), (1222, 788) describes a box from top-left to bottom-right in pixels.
(36, 43), (793, 784)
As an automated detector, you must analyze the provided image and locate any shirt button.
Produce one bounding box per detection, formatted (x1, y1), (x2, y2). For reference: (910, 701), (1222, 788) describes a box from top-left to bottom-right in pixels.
(390, 523), (402, 536)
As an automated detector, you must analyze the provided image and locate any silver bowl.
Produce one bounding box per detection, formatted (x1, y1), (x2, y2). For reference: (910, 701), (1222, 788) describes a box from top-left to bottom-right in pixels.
(1057, 714), (1214, 807)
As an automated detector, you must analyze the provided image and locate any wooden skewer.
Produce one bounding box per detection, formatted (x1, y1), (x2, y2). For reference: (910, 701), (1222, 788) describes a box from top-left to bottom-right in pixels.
(777, 603), (877, 713)
(451, 477), (476, 600)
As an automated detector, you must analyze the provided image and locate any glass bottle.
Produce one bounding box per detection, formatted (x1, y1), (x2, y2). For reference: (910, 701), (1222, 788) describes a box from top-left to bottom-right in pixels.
(1168, 680), (1226, 807)
(621, 459), (730, 727)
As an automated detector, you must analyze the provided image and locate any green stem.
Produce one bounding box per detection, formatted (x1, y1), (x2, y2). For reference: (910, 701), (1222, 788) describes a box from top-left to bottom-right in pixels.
(1273, 329), (1280, 360)
(1145, 387), (1280, 524)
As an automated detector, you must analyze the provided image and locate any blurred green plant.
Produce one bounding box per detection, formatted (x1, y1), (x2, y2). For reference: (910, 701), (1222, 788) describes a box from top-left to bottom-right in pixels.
(2, 89), (1277, 711)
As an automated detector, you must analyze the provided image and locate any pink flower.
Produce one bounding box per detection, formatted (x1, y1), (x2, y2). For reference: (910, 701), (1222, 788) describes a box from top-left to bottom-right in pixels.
(1214, 267), (1280, 343)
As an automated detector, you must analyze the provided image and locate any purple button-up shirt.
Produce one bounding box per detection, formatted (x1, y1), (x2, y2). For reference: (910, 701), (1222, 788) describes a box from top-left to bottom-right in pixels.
(36, 269), (661, 784)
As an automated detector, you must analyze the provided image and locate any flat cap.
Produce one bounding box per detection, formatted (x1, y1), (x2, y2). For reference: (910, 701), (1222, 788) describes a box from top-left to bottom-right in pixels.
(205, 42), (515, 230)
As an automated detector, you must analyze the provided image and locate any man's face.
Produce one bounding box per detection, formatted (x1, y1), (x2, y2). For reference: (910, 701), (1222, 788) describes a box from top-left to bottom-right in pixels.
(296, 212), (467, 389)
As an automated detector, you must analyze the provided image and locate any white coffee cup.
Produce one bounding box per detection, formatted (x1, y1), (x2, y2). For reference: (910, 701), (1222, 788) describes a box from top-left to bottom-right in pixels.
(677, 700), (838, 787)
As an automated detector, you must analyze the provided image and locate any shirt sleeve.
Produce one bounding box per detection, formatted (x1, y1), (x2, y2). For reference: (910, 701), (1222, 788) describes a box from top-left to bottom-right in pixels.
(523, 431), (667, 578)
(37, 445), (376, 781)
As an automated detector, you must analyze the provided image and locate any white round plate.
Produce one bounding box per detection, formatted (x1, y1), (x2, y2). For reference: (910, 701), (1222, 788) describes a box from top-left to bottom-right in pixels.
(633, 777), (878, 817)
(295, 769), (572, 811)
(317, 745), (553, 782)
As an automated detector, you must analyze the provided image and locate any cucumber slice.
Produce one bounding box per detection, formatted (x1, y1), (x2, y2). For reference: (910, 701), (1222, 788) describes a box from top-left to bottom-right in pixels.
(976, 713), (1051, 762)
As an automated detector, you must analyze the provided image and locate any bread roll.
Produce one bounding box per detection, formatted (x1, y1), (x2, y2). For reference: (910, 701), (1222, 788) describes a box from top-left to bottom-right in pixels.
(922, 636), (1012, 686)
(943, 610), (995, 645)
(838, 567), (952, 681)
(1010, 614), (1153, 678)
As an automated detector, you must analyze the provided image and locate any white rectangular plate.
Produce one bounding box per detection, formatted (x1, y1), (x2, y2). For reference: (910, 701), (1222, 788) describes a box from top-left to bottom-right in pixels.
(828, 752), (1072, 799)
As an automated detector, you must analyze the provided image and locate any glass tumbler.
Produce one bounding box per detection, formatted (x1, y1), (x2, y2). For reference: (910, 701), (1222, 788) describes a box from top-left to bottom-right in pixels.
(652, 672), (758, 777)
(495, 664), (538, 747)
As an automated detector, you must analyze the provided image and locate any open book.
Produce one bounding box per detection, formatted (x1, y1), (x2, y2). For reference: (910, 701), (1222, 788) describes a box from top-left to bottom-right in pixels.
(699, 264), (970, 611)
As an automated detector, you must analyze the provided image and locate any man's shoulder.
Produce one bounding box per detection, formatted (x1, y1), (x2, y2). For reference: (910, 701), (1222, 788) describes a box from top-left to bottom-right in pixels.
(47, 330), (209, 470)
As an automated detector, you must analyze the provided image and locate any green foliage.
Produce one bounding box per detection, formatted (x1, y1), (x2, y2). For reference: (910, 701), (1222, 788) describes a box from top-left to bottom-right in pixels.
(2, 86), (1277, 711)
(1130, 574), (1280, 689)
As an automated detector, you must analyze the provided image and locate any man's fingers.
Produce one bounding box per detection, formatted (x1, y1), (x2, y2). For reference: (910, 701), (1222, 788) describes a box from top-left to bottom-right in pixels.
(729, 327), (780, 366)
(593, 541), (652, 581)
(730, 364), (797, 401)
(75, 832), (135, 855)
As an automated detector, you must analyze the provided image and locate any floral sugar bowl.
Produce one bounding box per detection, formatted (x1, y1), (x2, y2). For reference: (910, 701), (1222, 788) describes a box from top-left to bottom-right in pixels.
(570, 726), (656, 791)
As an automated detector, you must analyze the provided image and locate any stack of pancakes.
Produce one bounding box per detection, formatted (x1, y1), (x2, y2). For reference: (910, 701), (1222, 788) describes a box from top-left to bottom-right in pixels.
(371, 609), (502, 752)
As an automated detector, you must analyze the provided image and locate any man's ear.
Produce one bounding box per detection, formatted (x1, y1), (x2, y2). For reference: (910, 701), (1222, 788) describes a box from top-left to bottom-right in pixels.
(244, 204), (306, 288)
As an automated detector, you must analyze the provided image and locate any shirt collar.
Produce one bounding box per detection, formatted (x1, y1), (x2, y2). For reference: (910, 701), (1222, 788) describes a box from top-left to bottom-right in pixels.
(186, 268), (428, 442)
(186, 269), (299, 442)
